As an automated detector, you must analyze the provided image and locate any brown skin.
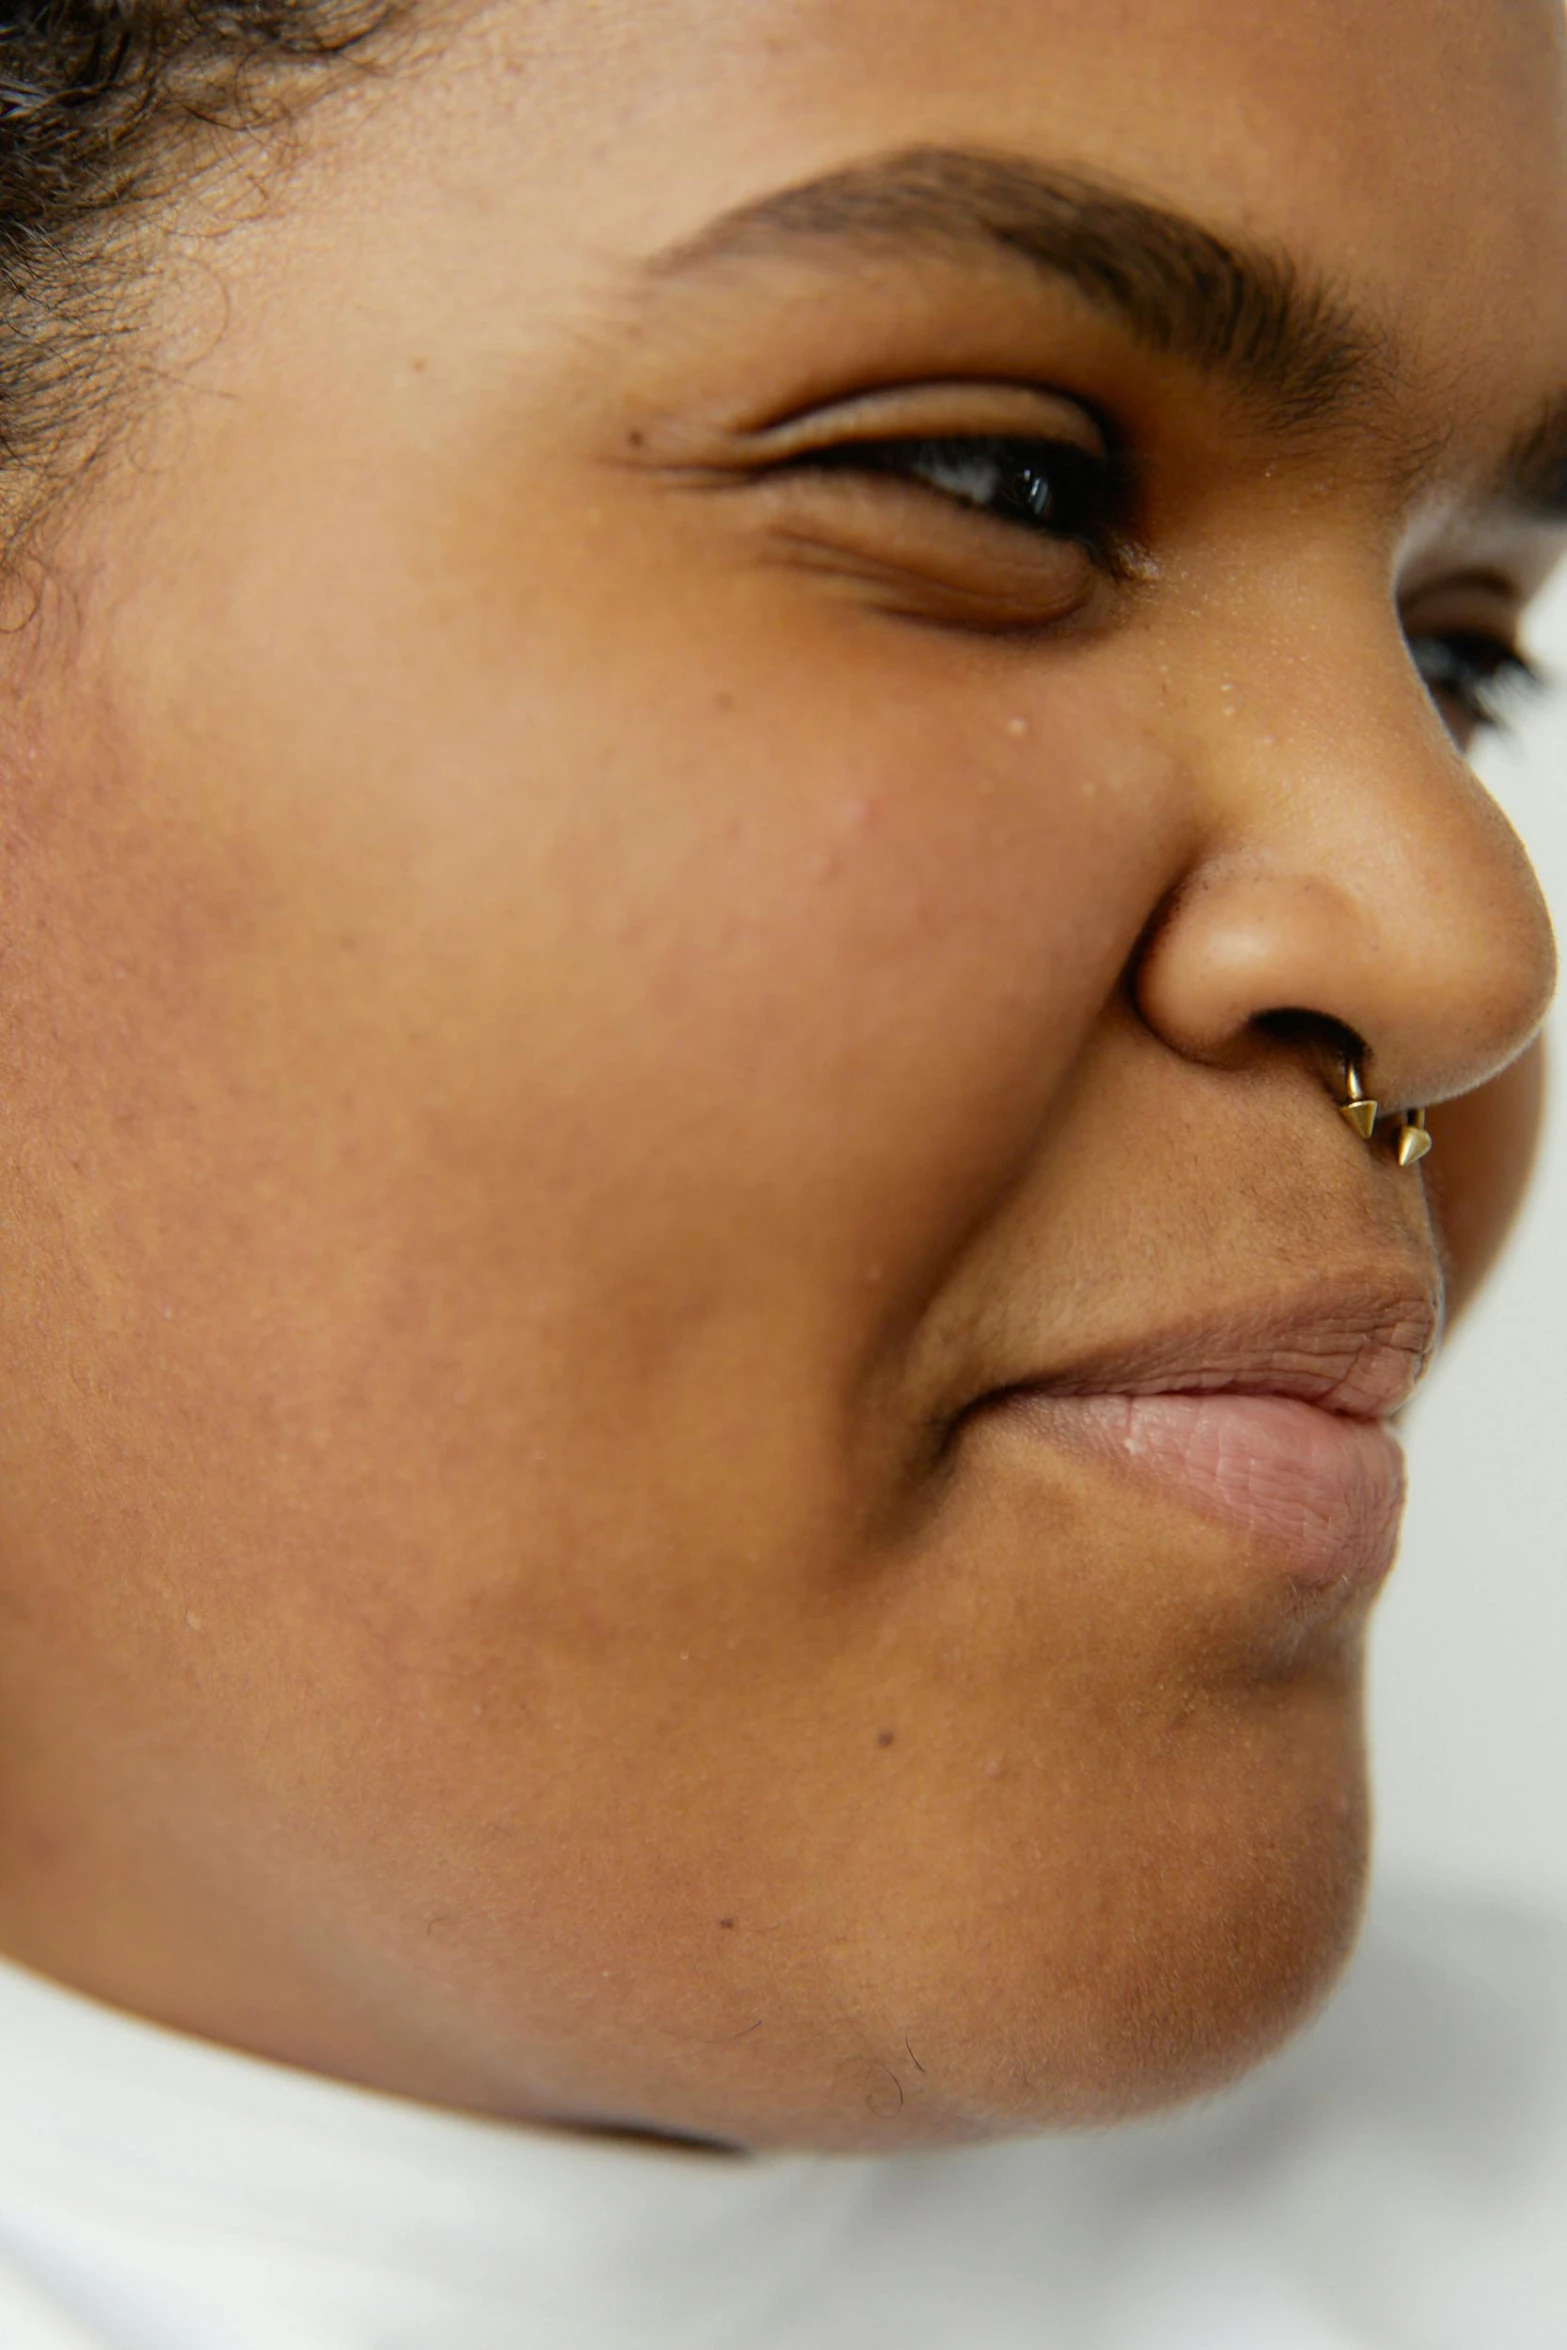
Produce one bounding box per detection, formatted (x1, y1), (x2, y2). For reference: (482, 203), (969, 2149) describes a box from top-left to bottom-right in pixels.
(0, 0), (1561, 2152)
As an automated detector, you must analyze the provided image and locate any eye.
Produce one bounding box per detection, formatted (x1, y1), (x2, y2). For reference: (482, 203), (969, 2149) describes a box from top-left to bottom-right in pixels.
(783, 434), (1125, 565)
(1407, 629), (1546, 736)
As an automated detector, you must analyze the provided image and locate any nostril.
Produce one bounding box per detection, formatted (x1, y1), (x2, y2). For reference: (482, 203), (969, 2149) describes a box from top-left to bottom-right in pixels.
(1254, 1009), (1370, 1100)
(1130, 836), (1550, 1105)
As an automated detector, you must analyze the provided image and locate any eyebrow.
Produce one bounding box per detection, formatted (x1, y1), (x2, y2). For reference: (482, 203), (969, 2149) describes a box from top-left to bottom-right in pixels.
(652, 146), (1398, 439)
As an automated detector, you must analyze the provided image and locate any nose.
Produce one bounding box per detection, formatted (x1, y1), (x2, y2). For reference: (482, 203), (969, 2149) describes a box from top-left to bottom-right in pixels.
(1133, 609), (1557, 1113)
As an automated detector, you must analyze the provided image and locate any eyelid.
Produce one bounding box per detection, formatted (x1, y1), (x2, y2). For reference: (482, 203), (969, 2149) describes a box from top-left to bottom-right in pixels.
(735, 378), (1114, 467)
(1396, 561), (1531, 635)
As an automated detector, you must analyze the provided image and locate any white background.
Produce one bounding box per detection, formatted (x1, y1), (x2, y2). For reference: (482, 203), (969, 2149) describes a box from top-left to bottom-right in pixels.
(1372, 566), (1567, 1917)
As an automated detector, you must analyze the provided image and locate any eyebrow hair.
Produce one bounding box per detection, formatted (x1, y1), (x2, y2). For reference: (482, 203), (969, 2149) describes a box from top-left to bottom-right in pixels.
(652, 146), (1399, 438)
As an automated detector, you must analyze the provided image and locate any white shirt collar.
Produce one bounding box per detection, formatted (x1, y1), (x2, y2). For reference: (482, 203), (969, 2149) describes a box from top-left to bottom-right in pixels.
(0, 1953), (872, 2347)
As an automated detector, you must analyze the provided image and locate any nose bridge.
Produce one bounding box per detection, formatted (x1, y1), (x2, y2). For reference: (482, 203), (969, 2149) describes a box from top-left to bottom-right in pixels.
(1134, 601), (1558, 1108)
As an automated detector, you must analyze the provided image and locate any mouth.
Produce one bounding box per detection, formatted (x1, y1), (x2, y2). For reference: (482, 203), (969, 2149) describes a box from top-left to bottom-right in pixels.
(976, 1284), (1440, 1594)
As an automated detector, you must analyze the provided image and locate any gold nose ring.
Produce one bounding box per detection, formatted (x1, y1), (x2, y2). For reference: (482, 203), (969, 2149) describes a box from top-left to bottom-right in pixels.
(1339, 1060), (1432, 1168)
(1396, 1106), (1432, 1167)
(1339, 1061), (1379, 1139)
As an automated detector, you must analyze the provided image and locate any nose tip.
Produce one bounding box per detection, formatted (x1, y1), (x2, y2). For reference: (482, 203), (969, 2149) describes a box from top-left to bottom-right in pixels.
(1133, 707), (1557, 1115)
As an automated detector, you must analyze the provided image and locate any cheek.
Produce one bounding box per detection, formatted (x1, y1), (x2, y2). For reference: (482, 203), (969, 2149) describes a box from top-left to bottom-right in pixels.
(449, 627), (1189, 1310)
(0, 523), (1174, 1421)
(101, 470), (1186, 1330)
(0, 560), (1189, 1737)
(57, 317), (1190, 1377)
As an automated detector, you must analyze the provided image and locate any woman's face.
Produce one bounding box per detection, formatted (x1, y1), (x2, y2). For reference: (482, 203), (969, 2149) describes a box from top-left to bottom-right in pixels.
(0, 0), (1563, 2149)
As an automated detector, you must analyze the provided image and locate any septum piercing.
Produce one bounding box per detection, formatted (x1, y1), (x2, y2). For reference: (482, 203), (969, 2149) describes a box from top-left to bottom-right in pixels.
(1340, 1059), (1432, 1168)
(1339, 1060), (1379, 1140)
(1396, 1106), (1432, 1168)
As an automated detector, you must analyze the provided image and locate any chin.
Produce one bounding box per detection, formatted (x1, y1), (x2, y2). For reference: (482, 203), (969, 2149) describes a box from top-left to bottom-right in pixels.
(782, 1800), (1370, 2154)
(783, 1677), (1376, 2150)
(528, 1677), (1375, 2159)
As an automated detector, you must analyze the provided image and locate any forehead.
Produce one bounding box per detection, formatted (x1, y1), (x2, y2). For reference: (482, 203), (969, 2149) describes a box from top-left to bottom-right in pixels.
(501, 0), (1567, 411)
(581, 0), (1567, 224)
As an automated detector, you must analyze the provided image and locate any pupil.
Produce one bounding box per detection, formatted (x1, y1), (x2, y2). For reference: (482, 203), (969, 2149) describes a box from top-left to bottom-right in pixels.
(1003, 458), (1053, 523)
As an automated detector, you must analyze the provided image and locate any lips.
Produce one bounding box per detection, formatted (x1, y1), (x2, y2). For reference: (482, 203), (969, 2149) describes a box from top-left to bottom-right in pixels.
(983, 1285), (1439, 1592)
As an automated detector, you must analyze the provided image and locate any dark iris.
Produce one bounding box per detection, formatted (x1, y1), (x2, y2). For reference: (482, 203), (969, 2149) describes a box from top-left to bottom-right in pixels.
(801, 434), (1117, 547)
(1408, 630), (1544, 732)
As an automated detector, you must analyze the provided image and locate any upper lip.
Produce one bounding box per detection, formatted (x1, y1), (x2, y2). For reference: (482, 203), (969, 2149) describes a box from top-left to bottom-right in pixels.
(994, 1282), (1442, 1422)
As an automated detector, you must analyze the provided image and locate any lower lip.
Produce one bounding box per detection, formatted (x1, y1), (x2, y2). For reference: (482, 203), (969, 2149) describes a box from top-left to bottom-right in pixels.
(1006, 1391), (1407, 1593)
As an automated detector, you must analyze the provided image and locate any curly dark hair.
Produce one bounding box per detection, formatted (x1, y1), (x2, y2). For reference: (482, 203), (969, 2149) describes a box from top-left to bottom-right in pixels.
(0, 0), (401, 544)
